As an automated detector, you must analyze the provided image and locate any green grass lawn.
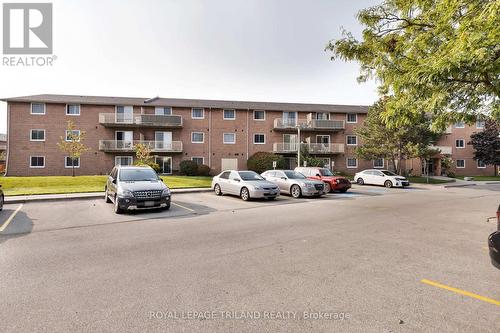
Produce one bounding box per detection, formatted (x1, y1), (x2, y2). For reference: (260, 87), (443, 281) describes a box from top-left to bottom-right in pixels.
(0, 175), (212, 196)
(408, 176), (455, 184)
(455, 176), (500, 181)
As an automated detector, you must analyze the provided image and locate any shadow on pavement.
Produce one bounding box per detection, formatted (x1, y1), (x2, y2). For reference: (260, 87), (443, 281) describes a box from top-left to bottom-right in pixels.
(0, 210), (33, 244)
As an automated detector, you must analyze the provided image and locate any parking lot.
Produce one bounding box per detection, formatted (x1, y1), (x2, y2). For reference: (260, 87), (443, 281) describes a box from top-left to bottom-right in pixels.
(0, 184), (499, 332)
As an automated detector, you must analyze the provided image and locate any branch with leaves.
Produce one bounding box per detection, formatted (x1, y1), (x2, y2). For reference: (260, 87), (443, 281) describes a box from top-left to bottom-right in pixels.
(57, 120), (89, 177)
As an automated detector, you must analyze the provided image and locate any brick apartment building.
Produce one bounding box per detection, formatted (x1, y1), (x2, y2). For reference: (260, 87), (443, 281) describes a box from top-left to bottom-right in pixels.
(1, 94), (495, 177)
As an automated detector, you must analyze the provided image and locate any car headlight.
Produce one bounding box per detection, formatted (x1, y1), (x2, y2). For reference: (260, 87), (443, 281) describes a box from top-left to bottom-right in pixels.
(162, 188), (171, 196)
(253, 186), (262, 190)
(118, 189), (134, 197)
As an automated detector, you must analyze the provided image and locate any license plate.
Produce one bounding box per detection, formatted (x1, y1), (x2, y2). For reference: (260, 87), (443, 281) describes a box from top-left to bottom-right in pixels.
(144, 201), (155, 207)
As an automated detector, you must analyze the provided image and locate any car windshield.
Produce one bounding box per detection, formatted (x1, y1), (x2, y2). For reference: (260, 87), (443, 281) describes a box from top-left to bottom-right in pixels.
(120, 169), (158, 181)
(284, 171), (306, 179)
(382, 170), (398, 176)
(319, 168), (333, 176)
(238, 171), (264, 181)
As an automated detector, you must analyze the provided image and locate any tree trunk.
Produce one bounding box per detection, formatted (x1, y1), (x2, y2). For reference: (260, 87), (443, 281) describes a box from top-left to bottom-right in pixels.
(72, 162), (75, 177)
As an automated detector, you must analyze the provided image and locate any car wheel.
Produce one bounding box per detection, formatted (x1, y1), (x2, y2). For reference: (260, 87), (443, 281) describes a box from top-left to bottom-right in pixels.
(105, 187), (112, 203)
(384, 180), (393, 188)
(324, 182), (331, 193)
(0, 194), (3, 211)
(290, 184), (301, 198)
(214, 184), (222, 196)
(357, 178), (364, 185)
(240, 187), (250, 201)
(114, 195), (123, 214)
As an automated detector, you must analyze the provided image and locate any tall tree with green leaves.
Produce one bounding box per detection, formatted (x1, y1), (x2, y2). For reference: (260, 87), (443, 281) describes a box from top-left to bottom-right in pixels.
(469, 120), (500, 175)
(355, 98), (440, 174)
(57, 120), (89, 177)
(327, 0), (500, 129)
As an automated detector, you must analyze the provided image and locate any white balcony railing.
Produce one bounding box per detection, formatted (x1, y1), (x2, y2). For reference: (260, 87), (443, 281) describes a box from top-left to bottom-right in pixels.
(99, 140), (183, 152)
(273, 118), (345, 130)
(273, 143), (344, 154)
(99, 113), (183, 127)
(430, 145), (452, 155)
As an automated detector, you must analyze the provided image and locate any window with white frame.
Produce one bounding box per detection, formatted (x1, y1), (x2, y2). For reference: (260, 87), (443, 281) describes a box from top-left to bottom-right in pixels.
(115, 156), (133, 166)
(30, 129), (45, 141)
(346, 113), (357, 123)
(253, 110), (265, 120)
(373, 158), (384, 168)
(30, 156), (45, 168)
(223, 109), (236, 120)
(476, 120), (485, 129)
(65, 130), (80, 142)
(454, 122), (465, 128)
(191, 132), (204, 143)
(477, 160), (486, 168)
(191, 108), (204, 119)
(346, 157), (358, 168)
(253, 133), (265, 144)
(456, 159), (465, 168)
(31, 103), (45, 115)
(155, 106), (172, 115)
(191, 157), (204, 165)
(66, 104), (80, 115)
(65, 156), (80, 168)
(455, 139), (465, 148)
(223, 133), (236, 144)
(346, 135), (357, 145)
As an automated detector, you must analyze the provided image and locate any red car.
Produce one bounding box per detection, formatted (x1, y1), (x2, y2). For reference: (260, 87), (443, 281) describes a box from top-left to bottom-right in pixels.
(295, 167), (351, 193)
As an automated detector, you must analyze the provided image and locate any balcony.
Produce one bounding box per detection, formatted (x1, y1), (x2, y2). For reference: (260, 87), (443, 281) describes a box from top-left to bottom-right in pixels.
(273, 118), (345, 131)
(99, 140), (183, 153)
(99, 113), (183, 128)
(430, 145), (452, 155)
(273, 143), (345, 154)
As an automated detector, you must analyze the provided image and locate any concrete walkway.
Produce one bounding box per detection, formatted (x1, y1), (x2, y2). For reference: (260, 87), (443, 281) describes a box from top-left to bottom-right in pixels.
(4, 188), (212, 204)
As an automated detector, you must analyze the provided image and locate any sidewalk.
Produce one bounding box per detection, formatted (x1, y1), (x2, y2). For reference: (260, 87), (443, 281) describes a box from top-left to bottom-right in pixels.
(4, 187), (212, 204)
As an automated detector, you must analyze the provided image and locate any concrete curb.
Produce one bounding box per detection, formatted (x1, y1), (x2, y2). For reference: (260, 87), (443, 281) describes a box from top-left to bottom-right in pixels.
(443, 183), (477, 188)
(5, 188), (212, 204)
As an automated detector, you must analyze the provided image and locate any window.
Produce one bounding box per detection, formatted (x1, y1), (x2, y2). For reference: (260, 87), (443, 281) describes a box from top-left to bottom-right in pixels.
(456, 159), (465, 168)
(66, 104), (80, 115)
(192, 108), (204, 119)
(253, 134), (265, 144)
(316, 112), (330, 120)
(116, 106), (133, 123)
(65, 130), (80, 142)
(476, 120), (485, 129)
(191, 132), (204, 143)
(223, 109), (236, 120)
(30, 156), (45, 168)
(455, 139), (465, 148)
(30, 129), (45, 141)
(155, 106), (172, 115)
(477, 160), (486, 168)
(219, 171), (230, 179)
(347, 158), (358, 168)
(31, 103), (45, 115)
(346, 135), (357, 145)
(223, 133), (236, 144)
(346, 114), (357, 123)
(454, 122), (465, 128)
(373, 158), (384, 168)
(192, 157), (204, 165)
(253, 110), (265, 120)
(115, 156), (133, 166)
(65, 156), (80, 168)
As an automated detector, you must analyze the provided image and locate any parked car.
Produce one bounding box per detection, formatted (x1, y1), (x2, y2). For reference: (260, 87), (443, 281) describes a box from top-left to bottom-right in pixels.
(354, 169), (409, 188)
(0, 185), (3, 211)
(212, 170), (280, 201)
(488, 204), (500, 269)
(261, 170), (325, 198)
(104, 165), (171, 214)
(294, 167), (351, 193)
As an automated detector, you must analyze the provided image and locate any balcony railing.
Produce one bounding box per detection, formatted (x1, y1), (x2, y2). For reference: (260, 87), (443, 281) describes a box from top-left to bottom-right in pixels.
(430, 145), (452, 155)
(273, 143), (345, 154)
(99, 113), (183, 128)
(273, 118), (345, 131)
(99, 140), (183, 153)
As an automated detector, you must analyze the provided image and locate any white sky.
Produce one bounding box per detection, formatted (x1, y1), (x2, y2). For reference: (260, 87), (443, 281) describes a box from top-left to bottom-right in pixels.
(0, 0), (380, 133)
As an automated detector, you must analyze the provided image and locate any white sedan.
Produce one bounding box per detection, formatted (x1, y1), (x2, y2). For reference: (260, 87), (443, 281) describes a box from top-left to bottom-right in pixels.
(354, 169), (410, 188)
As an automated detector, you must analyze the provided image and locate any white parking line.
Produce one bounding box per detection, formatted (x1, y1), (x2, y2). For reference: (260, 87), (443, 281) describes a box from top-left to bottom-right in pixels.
(0, 204), (23, 232)
(172, 202), (195, 212)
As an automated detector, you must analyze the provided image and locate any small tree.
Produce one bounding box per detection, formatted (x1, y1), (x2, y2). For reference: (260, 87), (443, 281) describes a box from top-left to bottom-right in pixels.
(133, 143), (160, 172)
(247, 152), (285, 174)
(470, 120), (500, 176)
(300, 145), (325, 167)
(57, 120), (89, 177)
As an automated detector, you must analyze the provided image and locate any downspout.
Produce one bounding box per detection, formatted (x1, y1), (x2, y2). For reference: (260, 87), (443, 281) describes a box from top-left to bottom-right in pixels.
(5, 103), (10, 176)
(246, 108), (249, 165)
(208, 107), (212, 168)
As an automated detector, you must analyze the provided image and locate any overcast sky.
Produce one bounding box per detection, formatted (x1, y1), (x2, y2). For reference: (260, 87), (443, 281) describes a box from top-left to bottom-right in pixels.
(0, 0), (380, 133)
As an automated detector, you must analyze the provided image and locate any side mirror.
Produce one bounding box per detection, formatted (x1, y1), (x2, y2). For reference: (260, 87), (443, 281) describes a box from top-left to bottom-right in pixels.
(232, 178), (240, 182)
(281, 177), (287, 180)
(316, 174), (321, 177)
(112, 178), (117, 184)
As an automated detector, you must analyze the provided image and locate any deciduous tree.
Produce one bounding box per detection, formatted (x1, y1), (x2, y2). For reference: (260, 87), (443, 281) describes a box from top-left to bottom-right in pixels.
(57, 120), (89, 177)
(469, 120), (500, 175)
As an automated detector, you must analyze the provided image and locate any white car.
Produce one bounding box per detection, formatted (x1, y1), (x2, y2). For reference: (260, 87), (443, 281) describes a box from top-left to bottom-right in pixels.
(354, 169), (410, 188)
(211, 170), (280, 201)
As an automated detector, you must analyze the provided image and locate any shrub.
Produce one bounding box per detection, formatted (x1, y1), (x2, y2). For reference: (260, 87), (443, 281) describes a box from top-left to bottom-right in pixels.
(247, 152), (285, 174)
(179, 160), (199, 176)
(197, 164), (211, 176)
